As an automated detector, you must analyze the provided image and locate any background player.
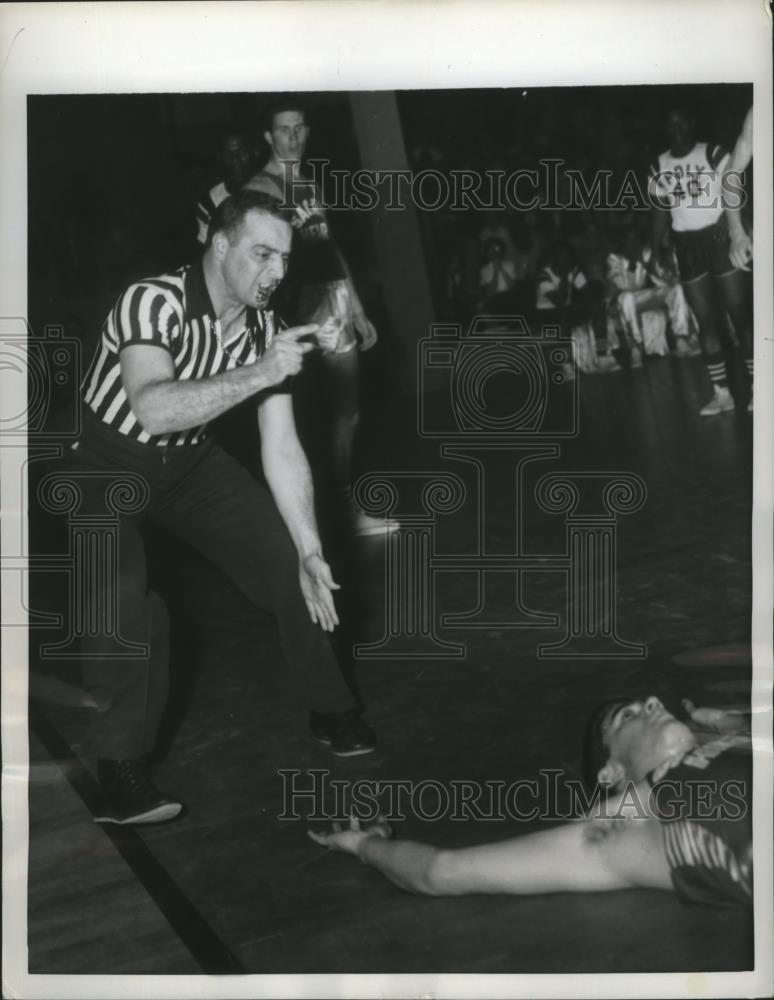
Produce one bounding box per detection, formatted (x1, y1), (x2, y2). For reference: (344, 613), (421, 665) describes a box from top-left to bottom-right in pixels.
(195, 128), (256, 247)
(649, 109), (753, 415)
(245, 102), (398, 537)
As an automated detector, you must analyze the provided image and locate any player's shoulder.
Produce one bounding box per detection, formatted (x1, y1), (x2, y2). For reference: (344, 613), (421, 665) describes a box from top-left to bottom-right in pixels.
(704, 142), (729, 170)
(245, 170), (284, 198)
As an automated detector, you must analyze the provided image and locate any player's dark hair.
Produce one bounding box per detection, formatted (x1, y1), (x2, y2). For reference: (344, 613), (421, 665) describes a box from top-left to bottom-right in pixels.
(581, 699), (625, 793)
(209, 189), (288, 243)
(664, 106), (696, 129)
(217, 124), (251, 151)
(263, 99), (309, 133)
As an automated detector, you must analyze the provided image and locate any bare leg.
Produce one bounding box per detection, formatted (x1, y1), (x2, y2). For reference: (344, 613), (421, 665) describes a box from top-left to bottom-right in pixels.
(681, 273), (735, 414)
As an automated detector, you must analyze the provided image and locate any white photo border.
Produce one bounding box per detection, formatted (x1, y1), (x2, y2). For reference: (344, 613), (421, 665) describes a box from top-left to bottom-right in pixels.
(2, 2), (772, 998)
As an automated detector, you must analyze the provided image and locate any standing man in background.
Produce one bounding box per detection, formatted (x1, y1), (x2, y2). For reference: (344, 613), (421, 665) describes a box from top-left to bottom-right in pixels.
(195, 127), (257, 247)
(245, 101), (399, 537)
(649, 109), (753, 415)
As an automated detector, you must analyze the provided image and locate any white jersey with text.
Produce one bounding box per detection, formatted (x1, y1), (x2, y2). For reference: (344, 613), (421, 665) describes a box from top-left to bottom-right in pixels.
(648, 142), (729, 233)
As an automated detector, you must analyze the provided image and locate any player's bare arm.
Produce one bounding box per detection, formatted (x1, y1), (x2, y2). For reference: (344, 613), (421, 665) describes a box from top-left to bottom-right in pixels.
(309, 806), (671, 897)
(724, 107), (753, 270)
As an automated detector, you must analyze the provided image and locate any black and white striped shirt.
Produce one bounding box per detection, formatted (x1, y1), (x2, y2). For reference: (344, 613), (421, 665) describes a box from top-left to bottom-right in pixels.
(81, 260), (279, 448)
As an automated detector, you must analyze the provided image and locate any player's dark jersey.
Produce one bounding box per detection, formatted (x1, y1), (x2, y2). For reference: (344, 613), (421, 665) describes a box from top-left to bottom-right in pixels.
(247, 169), (356, 349)
(248, 170), (345, 286)
(649, 735), (752, 907)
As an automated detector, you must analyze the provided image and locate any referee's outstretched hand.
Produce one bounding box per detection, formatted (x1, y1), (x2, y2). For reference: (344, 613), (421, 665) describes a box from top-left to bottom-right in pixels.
(259, 324), (318, 384)
(299, 553), (341, 632)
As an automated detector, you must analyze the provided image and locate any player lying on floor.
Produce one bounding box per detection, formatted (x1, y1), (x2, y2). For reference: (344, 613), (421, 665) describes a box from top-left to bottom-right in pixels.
(309, 696), (753, 907)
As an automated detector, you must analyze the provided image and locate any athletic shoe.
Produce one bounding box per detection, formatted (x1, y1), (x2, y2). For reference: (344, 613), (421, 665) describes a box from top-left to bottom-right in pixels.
(309, 709), (377, 757)
(354, 511), (400, 536)
(595, 355), (621, 373)
(630, 346), (643, 369)
(93, 758), (183, 824)
(699, 385), (735, 417)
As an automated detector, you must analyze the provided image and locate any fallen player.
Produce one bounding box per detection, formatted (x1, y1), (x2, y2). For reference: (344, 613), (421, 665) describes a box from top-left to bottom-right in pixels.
(309, 696), (752, 907)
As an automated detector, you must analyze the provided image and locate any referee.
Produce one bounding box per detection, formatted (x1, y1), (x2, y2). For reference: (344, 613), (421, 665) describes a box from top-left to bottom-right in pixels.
(69, 190), (375, 826)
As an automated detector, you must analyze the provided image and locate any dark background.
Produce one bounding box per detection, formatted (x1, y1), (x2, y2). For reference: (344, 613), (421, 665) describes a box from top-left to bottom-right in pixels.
(27, 83), (752, 373)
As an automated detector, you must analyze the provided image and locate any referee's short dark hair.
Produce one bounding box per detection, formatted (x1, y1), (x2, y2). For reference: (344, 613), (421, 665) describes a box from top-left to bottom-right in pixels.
(209, 190), (289, 244)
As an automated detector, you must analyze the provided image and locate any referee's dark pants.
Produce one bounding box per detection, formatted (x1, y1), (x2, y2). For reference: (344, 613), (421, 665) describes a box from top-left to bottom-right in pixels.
(61, 411), (355, 761)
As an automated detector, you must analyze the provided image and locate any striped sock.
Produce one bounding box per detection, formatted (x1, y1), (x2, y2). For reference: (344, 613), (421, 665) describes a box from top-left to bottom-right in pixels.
(745, 357), (754, 382)
(705, 354), (728, 389)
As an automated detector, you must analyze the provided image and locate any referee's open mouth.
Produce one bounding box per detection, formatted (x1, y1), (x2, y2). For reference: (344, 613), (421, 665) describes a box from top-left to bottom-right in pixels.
(254, 284), (277, 309)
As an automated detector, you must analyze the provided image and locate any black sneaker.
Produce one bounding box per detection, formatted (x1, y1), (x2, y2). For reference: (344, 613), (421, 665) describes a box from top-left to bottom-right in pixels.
(93, 758), (183, 825)
(309, 710), (376, 757)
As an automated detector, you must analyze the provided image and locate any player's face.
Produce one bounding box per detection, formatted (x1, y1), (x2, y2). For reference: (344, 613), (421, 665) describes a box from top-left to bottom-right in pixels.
(665, 111), (694, 151)
(220, 136), (254, 186)
(266, 111), (309, 164)
(603, 696), (695, 783)
(221, 210), (291, 309)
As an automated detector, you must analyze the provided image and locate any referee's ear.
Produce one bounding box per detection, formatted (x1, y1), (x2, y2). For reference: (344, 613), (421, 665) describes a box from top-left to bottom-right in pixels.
(211, 230), (229, 261)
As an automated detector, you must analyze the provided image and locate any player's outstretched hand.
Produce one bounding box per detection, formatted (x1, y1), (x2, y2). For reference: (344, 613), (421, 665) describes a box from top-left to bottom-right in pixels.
(682, 699), (750, 733)
(299, 552), (340, 632)
(316, 316), (344, 353)
(292, 198), (320, 228)
(308, 814), (392, 856)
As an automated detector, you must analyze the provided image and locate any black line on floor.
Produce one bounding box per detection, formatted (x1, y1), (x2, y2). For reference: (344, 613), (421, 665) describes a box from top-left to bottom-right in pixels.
(30, 706), (246, 975)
